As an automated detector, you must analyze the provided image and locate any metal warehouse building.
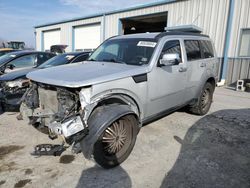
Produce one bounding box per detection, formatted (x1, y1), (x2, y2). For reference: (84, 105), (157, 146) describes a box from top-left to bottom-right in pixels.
(34, 0), (250, 85)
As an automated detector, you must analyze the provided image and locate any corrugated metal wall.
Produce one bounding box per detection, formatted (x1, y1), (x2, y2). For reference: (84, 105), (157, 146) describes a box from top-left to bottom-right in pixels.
(35, 0), (250, 57)
(104, 0), (230, 57)
(217, 58), (250, 85)
(35, 0), (232, 57)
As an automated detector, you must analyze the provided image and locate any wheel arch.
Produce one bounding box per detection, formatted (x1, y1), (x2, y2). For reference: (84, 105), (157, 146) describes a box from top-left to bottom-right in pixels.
(86, 88), (144, 122)
(80, 104), (140, 159)
(195, 76), (216, 99)
(206, 77), (216, 92)
(94, 94), (140, 118)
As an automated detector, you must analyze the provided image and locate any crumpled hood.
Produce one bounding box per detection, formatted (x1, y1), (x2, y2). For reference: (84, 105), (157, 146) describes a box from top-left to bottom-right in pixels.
(27, 61), (148, 88)
(0, 68), (35, 81)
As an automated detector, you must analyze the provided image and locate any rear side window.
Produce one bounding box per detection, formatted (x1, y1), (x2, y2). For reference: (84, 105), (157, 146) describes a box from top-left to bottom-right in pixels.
(184, 40), (202, 61)
(200, 40), (214, 58)
(37, 53), (54, 65)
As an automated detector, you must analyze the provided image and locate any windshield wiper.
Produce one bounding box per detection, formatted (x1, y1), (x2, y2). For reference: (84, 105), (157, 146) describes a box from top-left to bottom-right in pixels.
(88, 58), (96, 61)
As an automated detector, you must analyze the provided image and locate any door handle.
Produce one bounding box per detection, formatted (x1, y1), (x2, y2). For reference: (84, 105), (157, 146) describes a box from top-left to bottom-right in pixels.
(179, 67), (187, 72)
(200, 62), (206, 67)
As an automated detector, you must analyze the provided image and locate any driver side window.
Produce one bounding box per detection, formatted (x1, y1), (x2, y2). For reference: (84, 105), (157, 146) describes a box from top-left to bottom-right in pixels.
(159, 40), (182, 62)
(104, 44), (119, 56)
(8, 54), (37, 68)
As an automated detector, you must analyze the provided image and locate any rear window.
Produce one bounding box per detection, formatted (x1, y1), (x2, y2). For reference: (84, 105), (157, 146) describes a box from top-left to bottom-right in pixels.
(184, 40), (202, 61)
(200, 40), (214, 58)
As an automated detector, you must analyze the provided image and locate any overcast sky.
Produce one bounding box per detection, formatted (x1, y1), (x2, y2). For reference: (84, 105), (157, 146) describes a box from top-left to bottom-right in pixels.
(0, 0), (163, 48)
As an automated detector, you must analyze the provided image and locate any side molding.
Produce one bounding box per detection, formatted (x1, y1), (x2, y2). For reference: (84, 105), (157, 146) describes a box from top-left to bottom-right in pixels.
(132, 73), (147, 83)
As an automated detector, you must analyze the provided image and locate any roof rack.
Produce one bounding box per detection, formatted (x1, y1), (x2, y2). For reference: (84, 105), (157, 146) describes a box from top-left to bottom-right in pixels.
(155, 25), (208, 40)
(165, 25), (203, 33)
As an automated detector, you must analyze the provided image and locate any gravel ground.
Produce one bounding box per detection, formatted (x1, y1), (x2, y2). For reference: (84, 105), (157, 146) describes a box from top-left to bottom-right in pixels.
(0, 87), (249, 188)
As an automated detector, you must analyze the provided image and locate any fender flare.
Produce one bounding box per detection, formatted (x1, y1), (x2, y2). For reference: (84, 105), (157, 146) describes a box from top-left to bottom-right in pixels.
(194, 75), (216, 100)
(80, 104), (140, 159)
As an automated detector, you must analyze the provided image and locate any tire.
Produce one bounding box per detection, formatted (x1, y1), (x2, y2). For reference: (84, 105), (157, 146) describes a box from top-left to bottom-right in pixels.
(93, 114), (138, 169)
(189, 82), (214, 115)
(0, 102), (4, 114)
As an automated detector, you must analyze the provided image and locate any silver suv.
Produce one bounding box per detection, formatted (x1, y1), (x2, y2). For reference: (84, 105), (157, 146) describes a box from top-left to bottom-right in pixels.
(20, 32), (218, 168)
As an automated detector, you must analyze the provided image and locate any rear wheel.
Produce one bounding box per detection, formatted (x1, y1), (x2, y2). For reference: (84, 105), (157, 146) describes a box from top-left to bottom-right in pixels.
(93, 114), (138, 169)
(189, 82), (214, 115)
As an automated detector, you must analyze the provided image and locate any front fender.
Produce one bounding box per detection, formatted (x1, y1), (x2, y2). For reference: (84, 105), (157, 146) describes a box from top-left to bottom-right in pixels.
(80, 104), (139, 159)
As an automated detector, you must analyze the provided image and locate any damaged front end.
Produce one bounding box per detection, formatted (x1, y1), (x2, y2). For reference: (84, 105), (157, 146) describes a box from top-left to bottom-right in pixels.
(20, 82), (91, 146)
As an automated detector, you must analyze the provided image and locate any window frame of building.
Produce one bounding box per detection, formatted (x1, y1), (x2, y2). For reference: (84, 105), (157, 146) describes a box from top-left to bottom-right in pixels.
(238, 28), (250, 57)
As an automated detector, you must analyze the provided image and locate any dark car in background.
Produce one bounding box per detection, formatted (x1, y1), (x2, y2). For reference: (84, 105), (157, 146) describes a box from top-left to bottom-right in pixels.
(0, 51), (91, 110)
(0, 51), (55, 75)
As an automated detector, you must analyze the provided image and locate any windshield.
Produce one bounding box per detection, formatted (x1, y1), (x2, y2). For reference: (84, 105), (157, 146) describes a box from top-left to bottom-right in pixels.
(0, 53), (16, 66)
(88, 38), (157, 66)
(38, 54), (75, 68)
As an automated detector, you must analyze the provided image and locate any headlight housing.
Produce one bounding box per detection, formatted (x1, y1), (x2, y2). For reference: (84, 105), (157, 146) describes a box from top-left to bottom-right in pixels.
(5, 79), (30, 88)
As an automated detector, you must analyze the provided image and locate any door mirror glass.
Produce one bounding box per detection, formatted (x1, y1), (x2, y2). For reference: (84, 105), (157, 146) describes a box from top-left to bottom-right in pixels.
(159, 53), (180, 66)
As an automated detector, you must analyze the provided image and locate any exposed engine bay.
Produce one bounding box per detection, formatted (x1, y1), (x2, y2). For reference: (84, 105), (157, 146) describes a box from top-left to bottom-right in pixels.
(20, 82), (89, 145)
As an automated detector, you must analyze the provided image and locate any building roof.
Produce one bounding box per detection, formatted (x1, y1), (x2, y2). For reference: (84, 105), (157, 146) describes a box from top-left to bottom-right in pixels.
(35, 0), (176, 28)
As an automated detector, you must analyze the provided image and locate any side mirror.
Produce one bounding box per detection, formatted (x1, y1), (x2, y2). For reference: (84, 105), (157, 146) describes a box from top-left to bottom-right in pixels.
(6, 64), (15, 70)
(159, 53), (181, 66)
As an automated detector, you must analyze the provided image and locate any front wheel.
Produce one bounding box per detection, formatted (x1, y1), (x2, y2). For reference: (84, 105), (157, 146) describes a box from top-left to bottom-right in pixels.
(189, 82), (214, 115)
(93, 114), (138, 169)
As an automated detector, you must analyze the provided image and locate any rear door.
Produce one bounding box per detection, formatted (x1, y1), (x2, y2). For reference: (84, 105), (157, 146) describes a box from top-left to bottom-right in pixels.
(183, 39), (207, 101)
(146, 39), (187, 118)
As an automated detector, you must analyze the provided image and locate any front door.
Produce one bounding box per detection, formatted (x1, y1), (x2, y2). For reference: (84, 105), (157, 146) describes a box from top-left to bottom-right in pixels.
(5, 54), (37, 73)
(146, 39), (187, 118)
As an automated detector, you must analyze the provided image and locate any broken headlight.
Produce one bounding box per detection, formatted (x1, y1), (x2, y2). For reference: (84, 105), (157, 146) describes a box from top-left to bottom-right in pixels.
(5, 79), (29, 88)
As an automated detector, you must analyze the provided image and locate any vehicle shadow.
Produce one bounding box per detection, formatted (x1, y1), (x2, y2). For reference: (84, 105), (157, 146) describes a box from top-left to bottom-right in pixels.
(160, 108), (250, 188)
(76, 165), (132, 188)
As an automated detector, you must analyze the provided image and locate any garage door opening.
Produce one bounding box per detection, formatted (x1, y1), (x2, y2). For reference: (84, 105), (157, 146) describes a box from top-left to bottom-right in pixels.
(73, 24), (101, 52)
(121, 12), (167, 35)
(43, 29), (61, 52)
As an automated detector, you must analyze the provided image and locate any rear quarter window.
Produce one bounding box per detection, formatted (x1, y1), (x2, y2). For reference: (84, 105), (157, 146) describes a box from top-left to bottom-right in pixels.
(200, 40), (214, 58)
(184, 40), (202, 61)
